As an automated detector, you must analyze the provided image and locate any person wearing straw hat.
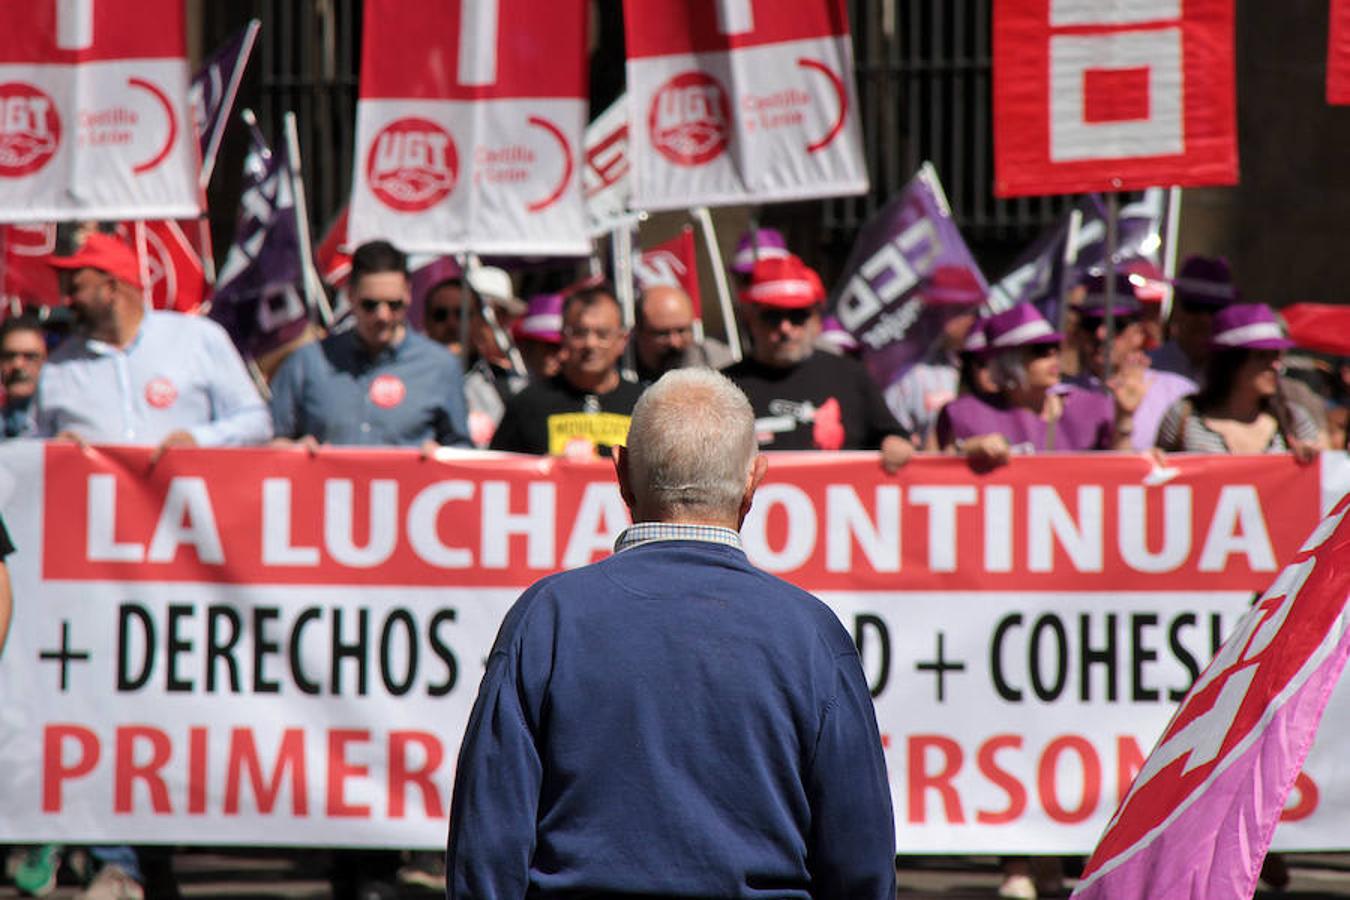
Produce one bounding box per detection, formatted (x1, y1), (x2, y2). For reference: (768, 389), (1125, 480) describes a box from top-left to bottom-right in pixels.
(1156, 303), (1323, 458)
(935, 303), (1131, 469)
(723, 255), (913, 471)
(37, 232), (272, 453)
(459, 266), (529, 447)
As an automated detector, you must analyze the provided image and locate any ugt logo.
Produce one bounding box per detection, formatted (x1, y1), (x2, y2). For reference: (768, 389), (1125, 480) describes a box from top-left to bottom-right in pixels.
(649, 72), (732, 167)
(1047, 0), (1183, 162)
(366, 118), (458, 212)
(0, 83), (61, 178)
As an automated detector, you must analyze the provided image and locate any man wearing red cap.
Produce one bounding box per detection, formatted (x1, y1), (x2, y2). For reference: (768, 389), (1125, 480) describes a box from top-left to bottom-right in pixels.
(37, 232), (271, 451)
(724, 255), (913, 470)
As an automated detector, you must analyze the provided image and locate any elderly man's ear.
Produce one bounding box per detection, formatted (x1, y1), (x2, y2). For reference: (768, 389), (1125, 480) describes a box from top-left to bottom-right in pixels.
(613, 444), (637, 514)
(738, 455), (769, 526)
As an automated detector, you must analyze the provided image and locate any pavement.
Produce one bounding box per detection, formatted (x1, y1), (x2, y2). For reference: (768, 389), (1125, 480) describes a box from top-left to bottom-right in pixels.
(3, 849), (1350, 898)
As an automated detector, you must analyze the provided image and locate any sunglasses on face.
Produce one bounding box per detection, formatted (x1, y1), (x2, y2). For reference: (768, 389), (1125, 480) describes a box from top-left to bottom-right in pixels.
(755, 307), (815, 327)
(1027, 343), (1058, 358)
(358, 297), (407, 314)
(426, 306), (457, 324)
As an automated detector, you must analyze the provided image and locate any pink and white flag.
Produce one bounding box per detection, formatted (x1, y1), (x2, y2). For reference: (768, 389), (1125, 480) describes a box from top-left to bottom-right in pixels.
(0, 0), (201, 222)
(350, 0), (589, 256)
(1073, 494), (1350, 899)
(623, 0), (868, 211)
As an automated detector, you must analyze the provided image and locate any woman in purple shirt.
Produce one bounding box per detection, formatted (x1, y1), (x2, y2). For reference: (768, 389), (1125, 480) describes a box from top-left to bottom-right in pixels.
(936, 304), (1135, 470)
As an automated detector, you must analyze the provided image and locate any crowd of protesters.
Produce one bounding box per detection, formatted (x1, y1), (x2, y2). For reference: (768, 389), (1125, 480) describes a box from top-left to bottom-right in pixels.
(0, 223), (1346, 900)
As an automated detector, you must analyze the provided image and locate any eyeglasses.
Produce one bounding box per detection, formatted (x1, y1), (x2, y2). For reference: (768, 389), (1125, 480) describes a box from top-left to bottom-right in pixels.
(562, 325), (622, 344)
(755, 307), (815, 327)
(358, 297), (407, 314)
(426, 306), (456, 324)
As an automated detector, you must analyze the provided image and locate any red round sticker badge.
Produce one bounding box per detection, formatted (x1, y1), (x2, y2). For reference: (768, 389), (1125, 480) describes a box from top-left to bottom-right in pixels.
(0, 83), (61, 178)
(648, 72), (732, 167)
(144, 377), (178, 409)
(366, 117), (458, 212)
(369, 374), (406, 409)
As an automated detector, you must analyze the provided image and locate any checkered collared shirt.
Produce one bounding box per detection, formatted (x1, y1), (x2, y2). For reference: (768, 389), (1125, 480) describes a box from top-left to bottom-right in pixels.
(613, 521), (744, 554)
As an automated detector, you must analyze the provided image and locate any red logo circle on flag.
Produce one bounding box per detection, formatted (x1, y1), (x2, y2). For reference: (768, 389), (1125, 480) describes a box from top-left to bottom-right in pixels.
(144, 377), (178, 409)
(649, 72), (732, 167)
(0, 83), (61, 178)
(369, 374), (406, 409)
(366, 117), (458, 212)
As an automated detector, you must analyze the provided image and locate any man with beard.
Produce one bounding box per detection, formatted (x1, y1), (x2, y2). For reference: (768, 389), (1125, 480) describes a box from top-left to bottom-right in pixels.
(36, 233), (271, 451)
(723, 255), (914, 471)
(492, 285), (643, 457)
(632, 284), (732, 384)
(0, 317), (46, 438)
(269, 239), (470, 449)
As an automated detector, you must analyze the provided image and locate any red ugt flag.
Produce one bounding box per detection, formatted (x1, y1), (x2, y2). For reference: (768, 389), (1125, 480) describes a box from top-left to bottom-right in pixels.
(350, 0), (589, 256)
(0, 0), (201, 222)
(624, 0), (868, 211)
(636, 227), (702, 317)
(994, 0), (1238, 197)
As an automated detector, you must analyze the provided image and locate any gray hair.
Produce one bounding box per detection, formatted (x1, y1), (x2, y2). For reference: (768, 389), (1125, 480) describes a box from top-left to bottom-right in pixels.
(988, 348), (1028, 392)
(626, 368), (757, 518)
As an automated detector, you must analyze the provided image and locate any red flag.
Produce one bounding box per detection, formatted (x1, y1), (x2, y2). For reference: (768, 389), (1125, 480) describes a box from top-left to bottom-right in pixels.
(115, 221), (207, 313)
(994, 0), (1238, 197)
(1, 224), (60, 306)
(1282, 303), (1350, 356)
(315, 207), (352, 288)
(636, 227), (702, 317)
(1330, 0), (1350, 103)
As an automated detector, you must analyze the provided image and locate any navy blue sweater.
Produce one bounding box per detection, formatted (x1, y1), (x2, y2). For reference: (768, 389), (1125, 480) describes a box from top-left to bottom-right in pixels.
(446, 540), (895, 899)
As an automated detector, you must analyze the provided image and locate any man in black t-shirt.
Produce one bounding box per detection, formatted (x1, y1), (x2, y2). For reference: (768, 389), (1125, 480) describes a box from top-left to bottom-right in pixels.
(491, 286), (644, 457)
(723, 255), (913, 471)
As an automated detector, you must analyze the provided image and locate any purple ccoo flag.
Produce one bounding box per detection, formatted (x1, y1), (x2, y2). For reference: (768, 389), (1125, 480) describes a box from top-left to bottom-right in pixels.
(830, 163), (988, 391)
(209, 127), (311, 360)
(190, 20), (260, 189)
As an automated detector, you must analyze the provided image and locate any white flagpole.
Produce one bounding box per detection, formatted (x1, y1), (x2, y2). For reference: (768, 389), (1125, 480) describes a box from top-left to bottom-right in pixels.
(283, 111), (333, 327)
(692, 205), (742, 363)
(1161, 186), (1183, 324)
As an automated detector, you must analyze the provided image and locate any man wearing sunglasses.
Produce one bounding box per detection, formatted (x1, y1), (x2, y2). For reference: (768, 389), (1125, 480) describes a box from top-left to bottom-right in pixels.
(0, 316), (46, 439)
(270, 240), (470, 449)
(723, 255), (914, 472)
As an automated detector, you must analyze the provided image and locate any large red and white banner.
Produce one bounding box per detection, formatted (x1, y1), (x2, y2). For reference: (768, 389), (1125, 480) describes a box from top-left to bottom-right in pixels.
(623, 0), (868, 211)
(0, 0), (201, 222)
(2, 444), (1349, 851)
(583, 96), (631, 237)
(993, 0), (1238, 197)
(349, 0), (589, 256)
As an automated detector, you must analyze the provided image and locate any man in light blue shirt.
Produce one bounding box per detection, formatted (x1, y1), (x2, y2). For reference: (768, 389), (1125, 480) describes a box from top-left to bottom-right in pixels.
(37, 233), (272, 449)
(269, 240), (470, 448)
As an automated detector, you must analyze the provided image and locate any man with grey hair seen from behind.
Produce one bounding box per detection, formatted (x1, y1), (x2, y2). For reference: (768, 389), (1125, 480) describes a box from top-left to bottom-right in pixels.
(446, 368), (896, 900)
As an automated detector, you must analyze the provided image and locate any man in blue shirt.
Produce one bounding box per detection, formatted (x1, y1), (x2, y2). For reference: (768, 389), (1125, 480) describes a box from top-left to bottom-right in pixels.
(269, 240), (470, 448)
(449, 368), (896, 899)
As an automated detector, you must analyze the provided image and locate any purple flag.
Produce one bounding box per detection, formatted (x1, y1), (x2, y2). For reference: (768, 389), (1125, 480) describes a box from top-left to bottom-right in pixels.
(1073, 493), (1350, 899)
(190, 20), (260, 189)
(830, 163), (988, 390)
(209, 128), (310, 359)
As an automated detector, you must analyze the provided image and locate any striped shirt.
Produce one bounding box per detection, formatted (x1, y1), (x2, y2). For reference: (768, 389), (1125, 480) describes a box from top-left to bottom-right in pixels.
(1155, 399), (1320, 452)
(613, 521), (744, 553)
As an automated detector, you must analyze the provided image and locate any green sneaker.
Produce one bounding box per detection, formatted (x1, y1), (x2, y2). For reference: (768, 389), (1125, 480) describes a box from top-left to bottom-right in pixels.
(13, 844), (60, 897)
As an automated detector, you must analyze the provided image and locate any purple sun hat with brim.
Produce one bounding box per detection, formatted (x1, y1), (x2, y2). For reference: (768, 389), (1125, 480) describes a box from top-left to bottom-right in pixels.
(1077, 272), (1144, 321)
(983, 303), (1063, 351)
(512, 293), (564, 345)
(923, 265), (986, 306)
(819, 315), (860, 353)
(962, 317), (989, 354)
(731, 227), (790, 274)
(1173, 254), (1239, 308)
(1209, 303), (1295, 351)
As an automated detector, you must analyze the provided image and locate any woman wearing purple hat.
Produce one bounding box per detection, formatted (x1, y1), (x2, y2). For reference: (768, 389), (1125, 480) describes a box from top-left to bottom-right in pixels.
(1156, 304), (1322, 458)
(935, 304), (1134, 468)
